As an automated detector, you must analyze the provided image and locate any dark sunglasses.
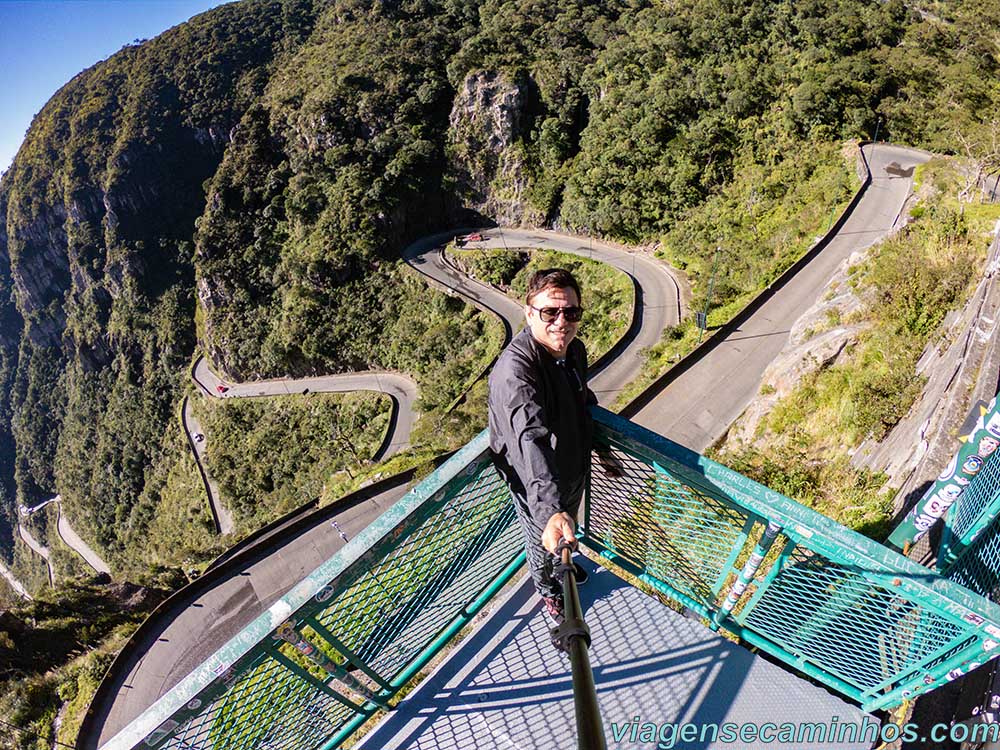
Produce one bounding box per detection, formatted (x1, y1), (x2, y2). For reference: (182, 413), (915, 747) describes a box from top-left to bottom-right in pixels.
(530, 305), (584, 322)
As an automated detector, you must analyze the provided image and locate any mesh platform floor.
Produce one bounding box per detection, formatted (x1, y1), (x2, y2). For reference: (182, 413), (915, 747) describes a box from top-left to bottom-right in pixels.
(357, 558), (874, 750)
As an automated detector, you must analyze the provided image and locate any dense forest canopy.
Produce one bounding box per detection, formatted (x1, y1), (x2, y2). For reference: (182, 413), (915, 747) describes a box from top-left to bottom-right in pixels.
(4, 0), (1000, 746)
(1, 0), (999, 571)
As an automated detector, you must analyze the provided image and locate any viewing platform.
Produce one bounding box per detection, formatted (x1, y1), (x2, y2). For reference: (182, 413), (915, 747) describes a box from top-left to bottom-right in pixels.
(92, 408), (1000, 750)
(357, 566), (871, 750)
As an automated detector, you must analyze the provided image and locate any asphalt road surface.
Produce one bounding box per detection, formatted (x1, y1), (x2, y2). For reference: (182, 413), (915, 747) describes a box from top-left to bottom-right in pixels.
(17, 523), (54, 585)
(18, 494), (111, 580)
(181, 400), (233, 535)
(191, 358), (418, 456)
(632, 143), (930, 451)
(405, 227), (685, 405)
(90, 479), (411, 749)
(90, 144), (921, 748)
(185, 356), (419, 534)
(0, 560), (31, 600)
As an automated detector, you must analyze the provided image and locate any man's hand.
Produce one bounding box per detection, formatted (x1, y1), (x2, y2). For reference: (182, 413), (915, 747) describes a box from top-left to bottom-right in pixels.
(542, 512), (577, 553)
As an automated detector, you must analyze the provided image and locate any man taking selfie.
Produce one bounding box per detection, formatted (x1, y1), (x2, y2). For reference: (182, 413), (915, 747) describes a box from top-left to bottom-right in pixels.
(488, 268), (595, 626)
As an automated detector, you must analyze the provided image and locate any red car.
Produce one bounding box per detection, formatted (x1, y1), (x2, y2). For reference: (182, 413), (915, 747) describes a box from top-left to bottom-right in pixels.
(216, 385), (229, 394)
(455, 232), (485, 246)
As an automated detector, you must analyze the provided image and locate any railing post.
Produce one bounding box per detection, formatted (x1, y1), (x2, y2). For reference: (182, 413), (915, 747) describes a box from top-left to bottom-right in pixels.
(303, 615), (394, 691)
(274, 620), (389, 711)
(712, 521), (782, 630)
(273, 621), (390, 708)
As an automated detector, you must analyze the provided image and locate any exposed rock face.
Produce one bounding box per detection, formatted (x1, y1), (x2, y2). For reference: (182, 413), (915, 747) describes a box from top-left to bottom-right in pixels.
(447, 71), (543, 227)
(5, 201), (71, 351)
(852, 231), (1000, 499)
(108, 580), (166, 610)
(726, 251), (869, 446)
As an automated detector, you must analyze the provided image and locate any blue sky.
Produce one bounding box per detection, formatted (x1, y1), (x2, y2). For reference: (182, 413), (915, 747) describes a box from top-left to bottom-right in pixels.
(0, 0), (231, 174)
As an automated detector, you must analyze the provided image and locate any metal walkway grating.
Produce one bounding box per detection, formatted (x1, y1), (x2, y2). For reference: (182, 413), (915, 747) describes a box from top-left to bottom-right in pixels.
(357, 558), (872, 750)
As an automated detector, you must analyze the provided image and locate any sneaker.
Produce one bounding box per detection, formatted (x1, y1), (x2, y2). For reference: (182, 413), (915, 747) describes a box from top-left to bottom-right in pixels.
(542, 595), (565, 625)
(573, 561), (588, 586)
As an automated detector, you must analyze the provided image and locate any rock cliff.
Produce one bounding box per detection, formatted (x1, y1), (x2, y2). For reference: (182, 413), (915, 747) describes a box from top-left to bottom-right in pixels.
(447, 71), (543, 227)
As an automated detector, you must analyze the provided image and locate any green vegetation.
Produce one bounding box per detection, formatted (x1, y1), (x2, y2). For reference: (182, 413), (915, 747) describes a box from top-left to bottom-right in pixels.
(717, 159), (1000, 536)
(451, 245), (634, 361)
(4, 0), (1000, 568)
(193, 392), (391, 529)
(448, 246), (527, 289)
(613, 139), (859, 409)
(130, 405), (227, 573)
(660, 139), (858, 323)
(2, 0), (1000, 740)
(0, 574), (174, 749)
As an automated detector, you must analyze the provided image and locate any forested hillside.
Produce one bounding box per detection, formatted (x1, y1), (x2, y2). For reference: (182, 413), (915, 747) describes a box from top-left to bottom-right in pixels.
(3, 0), (1000, 745)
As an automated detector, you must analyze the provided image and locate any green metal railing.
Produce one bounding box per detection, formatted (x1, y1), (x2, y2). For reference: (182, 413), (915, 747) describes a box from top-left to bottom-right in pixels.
(941, 524), (1000, 605)
(587, 408), (1000, 712)
(938, 448), (1000, 572)
(940, 490), (1000, 605)
(99, 435), (524, 750)
(101, 408), (1000, 749)
(932, 426), (1000, 601)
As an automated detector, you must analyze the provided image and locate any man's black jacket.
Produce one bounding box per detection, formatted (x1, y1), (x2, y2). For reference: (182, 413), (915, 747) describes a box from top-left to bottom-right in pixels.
(488, 328), (596, 522)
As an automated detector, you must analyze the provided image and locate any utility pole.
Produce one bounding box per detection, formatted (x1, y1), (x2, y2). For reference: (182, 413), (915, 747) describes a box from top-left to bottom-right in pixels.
(697, 246), (721, 343)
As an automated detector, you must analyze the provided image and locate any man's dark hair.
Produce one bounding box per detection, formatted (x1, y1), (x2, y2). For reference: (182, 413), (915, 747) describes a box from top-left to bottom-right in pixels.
(525, 268), (582, 305)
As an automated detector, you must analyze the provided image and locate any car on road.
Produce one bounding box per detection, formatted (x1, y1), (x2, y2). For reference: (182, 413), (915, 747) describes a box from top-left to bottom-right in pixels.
(216, 385), (229, 394)
(455, 232), (484, 246)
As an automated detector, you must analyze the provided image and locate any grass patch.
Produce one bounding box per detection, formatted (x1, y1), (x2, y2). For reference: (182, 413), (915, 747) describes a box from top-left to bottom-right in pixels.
(447, 246), (526, 289)
(193, 392), (392, 531)
(0, 575), (170, 749)
(717, 158), (1000, 537)
(612, 141), (859, 408)
(612, 318), (702, 410)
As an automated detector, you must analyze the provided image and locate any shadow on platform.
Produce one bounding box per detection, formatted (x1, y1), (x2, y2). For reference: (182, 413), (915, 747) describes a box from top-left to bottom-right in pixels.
(358, 558), (872, 750)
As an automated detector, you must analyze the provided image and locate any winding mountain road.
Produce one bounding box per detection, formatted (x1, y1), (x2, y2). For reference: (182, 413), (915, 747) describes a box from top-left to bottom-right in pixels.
(89, 143), (924, 750)
(17, 523), (54, 585)
(191, 358), (418, 453)
(404, 227), (687, 405)
(57, 501), (112, 575)
(181, 399), (233, 535)
(180, 226), (678, 538)
(0, 560), (31, 601)
(632, 143), (930, 451)
(186, 356), (419, 534)
(17, 494), (111, 582)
